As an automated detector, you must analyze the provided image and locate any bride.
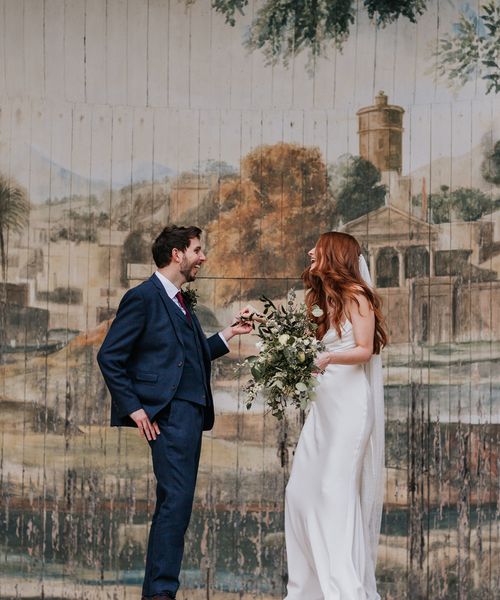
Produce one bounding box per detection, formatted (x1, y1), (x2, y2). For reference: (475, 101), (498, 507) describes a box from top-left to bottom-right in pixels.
(284, 232), (387, 600)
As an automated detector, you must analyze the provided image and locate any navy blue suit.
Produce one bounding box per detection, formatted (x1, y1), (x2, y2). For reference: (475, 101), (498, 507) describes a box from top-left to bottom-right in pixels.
(97, 274), (229, 597)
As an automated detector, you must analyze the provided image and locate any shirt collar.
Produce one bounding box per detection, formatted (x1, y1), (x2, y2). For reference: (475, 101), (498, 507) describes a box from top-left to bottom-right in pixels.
(155, 271), (180, 300)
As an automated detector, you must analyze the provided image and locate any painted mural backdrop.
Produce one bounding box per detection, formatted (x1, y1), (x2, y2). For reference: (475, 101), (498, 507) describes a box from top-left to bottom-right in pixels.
(0, 1), (499, 598)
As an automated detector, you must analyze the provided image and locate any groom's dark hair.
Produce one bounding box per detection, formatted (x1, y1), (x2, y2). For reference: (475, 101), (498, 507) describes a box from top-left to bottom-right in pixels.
(152, 225), (202, 268)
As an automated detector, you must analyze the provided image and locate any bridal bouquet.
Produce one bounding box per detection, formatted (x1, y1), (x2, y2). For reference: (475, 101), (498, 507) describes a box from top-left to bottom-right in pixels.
(240, 289), (324, 420)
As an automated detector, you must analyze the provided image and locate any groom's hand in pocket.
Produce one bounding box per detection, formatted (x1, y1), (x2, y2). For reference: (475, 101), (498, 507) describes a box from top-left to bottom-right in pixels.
(130, 408), (160, 441)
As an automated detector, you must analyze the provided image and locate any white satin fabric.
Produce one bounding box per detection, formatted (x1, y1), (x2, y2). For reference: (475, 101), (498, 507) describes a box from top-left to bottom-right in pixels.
(284, 254), (384, 600)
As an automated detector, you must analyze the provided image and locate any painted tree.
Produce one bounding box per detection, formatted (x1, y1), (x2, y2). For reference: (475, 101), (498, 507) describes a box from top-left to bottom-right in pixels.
(0, 175), (29, 355)
(121, 230), (150, 286)
(203, 143), (335, 303)
(189, 0), (427, 64)
(427, 185), (452, 224)
(482, 139), (500, 185)
(0, 176), (29, 282)
(451, 187), (491, 222)
(330, 154), (386, 223)
(435, 1), (500, 95)
(427, 185), (491, 223)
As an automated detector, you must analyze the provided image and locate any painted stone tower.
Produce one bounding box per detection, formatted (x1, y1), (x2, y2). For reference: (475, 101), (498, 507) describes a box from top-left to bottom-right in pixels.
(357, 91), (404, 174)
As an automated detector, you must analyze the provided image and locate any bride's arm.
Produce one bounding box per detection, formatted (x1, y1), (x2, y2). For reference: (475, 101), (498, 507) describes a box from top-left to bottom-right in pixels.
(315, 294), (375, 369)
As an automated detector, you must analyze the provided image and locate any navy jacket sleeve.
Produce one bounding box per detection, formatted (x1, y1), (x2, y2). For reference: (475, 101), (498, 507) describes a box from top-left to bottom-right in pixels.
(207, 332), (230, 361)
(97, 287), (145, 418)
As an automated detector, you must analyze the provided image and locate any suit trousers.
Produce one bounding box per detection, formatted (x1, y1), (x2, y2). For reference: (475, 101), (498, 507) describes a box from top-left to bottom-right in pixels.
(142, 398), (204, 598)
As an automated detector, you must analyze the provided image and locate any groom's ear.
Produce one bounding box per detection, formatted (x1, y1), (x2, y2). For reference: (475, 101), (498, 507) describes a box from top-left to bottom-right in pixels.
(171, 247), (182, 263)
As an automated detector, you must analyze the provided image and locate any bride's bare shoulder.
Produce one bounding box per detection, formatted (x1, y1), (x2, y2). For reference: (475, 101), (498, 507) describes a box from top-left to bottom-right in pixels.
(347, 291), (372, 319)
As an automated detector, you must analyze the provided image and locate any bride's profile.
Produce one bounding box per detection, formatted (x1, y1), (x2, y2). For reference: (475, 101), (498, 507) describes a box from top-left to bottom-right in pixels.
(285, 231), (387, 600)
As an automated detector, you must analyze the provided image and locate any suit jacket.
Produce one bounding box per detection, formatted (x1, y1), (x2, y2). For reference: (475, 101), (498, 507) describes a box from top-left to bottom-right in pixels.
(97, 274), (229, 430)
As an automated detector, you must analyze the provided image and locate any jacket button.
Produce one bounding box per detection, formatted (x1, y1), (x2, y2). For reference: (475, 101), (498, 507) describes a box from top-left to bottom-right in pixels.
(178, 361), (183, 367)
(171, 384), (176, 389)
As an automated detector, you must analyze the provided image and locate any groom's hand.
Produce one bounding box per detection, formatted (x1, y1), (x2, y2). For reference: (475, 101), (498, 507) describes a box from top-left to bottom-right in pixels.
(221, 307), (254, 341)
(129, 408), (160, 441)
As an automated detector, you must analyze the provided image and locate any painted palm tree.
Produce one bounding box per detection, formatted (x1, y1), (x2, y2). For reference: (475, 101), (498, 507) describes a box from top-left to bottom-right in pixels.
(0, 175), (29, 355)
(0, 175), (29, 283)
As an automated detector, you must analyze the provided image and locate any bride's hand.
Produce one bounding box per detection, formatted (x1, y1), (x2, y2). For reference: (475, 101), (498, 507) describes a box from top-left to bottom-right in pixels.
(314, 352), (332, 373)
(231, 305), (266, 327)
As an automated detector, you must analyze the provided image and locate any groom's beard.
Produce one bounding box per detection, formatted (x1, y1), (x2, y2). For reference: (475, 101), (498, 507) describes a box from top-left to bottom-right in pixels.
(180, 257), (200, 282)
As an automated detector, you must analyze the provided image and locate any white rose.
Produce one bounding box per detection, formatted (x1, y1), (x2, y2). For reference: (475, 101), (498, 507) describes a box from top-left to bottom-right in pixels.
(278, 334), (290, 345)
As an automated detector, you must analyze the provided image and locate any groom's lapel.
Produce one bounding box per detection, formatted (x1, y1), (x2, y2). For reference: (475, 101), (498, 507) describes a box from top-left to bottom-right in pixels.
(149, 275), (184, 346)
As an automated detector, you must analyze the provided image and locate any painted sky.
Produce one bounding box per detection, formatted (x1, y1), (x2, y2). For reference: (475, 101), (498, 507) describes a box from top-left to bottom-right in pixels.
(0, 0), (499, 202)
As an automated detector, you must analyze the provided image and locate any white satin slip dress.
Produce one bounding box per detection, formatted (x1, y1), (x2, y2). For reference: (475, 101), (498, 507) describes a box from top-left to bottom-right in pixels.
(284, 321), (380, 600)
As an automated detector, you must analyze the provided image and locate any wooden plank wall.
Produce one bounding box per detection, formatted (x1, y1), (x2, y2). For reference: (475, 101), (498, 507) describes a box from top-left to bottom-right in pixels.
(0, 1), (498, 598)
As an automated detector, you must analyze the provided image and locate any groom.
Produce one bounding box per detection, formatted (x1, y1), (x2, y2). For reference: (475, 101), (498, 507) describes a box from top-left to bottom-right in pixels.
(97, 225), (252, 599)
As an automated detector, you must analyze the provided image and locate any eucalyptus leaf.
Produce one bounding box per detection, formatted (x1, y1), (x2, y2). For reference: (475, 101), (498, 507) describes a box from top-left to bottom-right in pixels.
(311, 305), (324, 317)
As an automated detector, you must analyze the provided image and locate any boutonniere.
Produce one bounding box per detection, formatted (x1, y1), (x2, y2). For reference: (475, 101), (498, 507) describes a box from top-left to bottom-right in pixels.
(182, 287), (199, 311)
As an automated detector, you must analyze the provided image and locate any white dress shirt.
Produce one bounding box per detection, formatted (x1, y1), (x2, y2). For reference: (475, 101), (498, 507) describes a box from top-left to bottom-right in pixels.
(155, 271), (229, 348)
(155, 271), (186, 313)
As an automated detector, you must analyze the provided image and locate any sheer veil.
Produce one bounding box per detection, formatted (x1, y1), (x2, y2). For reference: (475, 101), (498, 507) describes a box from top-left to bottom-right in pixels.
(358, 254), (385, 597)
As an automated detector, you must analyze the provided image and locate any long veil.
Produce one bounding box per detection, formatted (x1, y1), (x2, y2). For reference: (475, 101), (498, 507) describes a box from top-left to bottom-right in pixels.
(358, 254), (385, 597)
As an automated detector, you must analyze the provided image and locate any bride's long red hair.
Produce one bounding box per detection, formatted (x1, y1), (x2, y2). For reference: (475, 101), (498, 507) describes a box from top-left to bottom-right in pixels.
(302, 232), (387, 354)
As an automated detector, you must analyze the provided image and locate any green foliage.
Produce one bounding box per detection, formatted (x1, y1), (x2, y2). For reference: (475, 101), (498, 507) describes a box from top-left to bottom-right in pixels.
(364, 0), (427, 24)
(191, 0), (427, 63)
(248, 0), (354, 64)
(451, 187), (491, 221)
(0, 176), (29, 282)
(429, 185), (452, 224)
(424, 185), (492, 223)
(209, 0), (248, 26)
(239, 289), (324, 419)
(330, 154), (386, 223)
(0, 177), (29, 234)
(123, 230), (150, 263)
(197, 159), (238, 179)
(482, 140), (500, 185)
(51, 210), (108, 244)
(181, 286), (199, 310)
(436, 1), (500, 95)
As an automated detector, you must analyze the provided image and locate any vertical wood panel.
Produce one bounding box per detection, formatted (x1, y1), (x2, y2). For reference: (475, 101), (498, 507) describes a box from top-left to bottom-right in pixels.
(373, 22), (397, 100)
(44, 0), (65, 100)
(84, 0), (107, 105)
(64, 0), (86, 103)
(167, 0), (191, 108)
(249, 46), (273, 110)
(393, 20), (418, 107)
(3, 2), (25, 96)
(353, 8), (377, 108)
(127, 0), (148, 107)
(291, 53), (314, 111)
(189, 0), (213, 110)
(23, 0), (45, 99)
(106, 0), (128, 106)
(3, 0), (24, 97)
(312, 53), (336, 110)
(225, 9), (253, 111)
(147, 0), (170, 107)
(0, 0), (6, 97)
